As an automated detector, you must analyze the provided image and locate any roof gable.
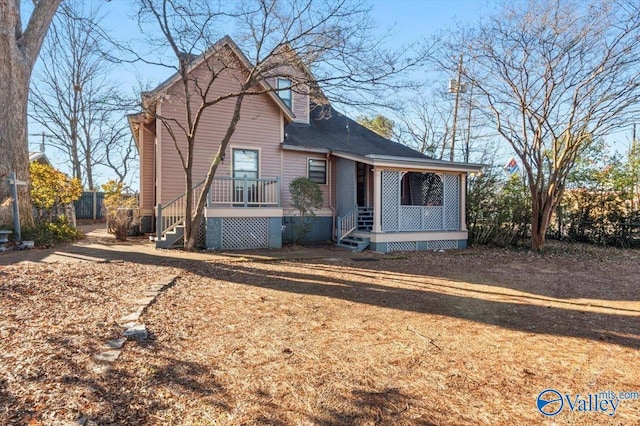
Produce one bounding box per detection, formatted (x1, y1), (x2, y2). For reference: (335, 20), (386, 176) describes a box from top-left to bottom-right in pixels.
(142, 35), (294, 121)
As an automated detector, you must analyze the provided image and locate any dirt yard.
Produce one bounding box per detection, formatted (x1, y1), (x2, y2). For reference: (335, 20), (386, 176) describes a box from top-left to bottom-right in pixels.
(1, 242), (638, 425)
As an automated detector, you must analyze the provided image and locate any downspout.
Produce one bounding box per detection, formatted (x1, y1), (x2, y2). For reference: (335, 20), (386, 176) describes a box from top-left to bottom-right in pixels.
(327, 152), (336, 241)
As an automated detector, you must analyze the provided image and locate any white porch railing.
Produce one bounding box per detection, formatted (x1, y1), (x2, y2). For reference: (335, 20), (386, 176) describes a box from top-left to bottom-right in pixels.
(156, 181), (204, 239)
(337, 204), (358, 241)
(399, 205), (445, 231)
(209, 177), (280, 207)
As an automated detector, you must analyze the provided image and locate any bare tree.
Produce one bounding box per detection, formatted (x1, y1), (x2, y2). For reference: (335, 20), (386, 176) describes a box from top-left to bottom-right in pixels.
(133, 0), (429, 250)
(395, 88), (453, 159)
(462, 0), (640, 251)
(0, 0), (61, 226)
(29, 1), (136, 189)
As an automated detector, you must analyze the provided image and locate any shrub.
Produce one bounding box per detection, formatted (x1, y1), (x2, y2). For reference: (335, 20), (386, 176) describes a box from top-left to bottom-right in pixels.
(22, 216), (82, 247)
(30, 162), (82, 221)
(102, 180), (140, 241)
(289, 177), (323, 244)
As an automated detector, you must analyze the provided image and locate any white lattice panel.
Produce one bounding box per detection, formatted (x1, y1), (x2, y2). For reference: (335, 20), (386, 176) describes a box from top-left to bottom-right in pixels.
(444, 175), (460, 230)
(400, 206), (422, 230)
(388, 241), (417, 252)
(429, 240), (458, 250)
(222, 218), (268, 249)
(423, 206), (443, 230)
(381, 171), (400, 231)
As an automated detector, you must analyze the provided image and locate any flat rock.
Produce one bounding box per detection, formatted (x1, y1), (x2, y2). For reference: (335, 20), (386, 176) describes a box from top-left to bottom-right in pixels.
(118, 309), (143, 324)
(123, 324), (148, 341)
(95, 349), (121, 363)
(105, 338), (127, 349)
(135, 296), (155, 306)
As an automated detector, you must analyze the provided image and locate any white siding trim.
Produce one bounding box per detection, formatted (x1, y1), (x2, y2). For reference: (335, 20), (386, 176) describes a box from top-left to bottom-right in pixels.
(155, 102), (162, 208)
(369, 231), (468, 243)
(205, 207), (283, 218)
(283, 208), (333, 216)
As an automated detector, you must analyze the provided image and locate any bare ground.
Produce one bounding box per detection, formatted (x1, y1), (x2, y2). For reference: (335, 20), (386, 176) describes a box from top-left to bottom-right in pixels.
(1, 238), (639, 425)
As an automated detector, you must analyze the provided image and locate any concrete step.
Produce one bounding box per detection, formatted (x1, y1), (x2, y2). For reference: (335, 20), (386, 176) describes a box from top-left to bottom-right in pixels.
(156, 226), (184, 249)
(337, 235), (370, 253)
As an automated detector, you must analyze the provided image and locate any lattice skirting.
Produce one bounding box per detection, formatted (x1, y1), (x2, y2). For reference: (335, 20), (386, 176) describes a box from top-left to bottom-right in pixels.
(428, 240), (458, 250)
(387, 241), (417, 252)
(222, 217), (269, 249)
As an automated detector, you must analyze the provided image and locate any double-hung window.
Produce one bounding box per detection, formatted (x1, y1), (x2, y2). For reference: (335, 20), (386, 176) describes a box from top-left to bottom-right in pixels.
(232, 149), (259, 204)
(277, 78), (292, 109)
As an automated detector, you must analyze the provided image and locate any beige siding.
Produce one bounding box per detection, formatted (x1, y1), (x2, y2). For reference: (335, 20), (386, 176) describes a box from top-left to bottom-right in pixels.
(157, 62), (283, 205)
(281, 151), (332, 212)
(292, 86), (309, 124)
(139, 122), (155, 212)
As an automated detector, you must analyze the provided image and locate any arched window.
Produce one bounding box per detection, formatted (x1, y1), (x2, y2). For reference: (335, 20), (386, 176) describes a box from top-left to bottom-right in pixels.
(401, 172), (443, 206)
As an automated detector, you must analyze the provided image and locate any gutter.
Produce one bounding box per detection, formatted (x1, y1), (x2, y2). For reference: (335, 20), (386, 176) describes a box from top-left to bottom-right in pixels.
(327, 152), (336, 242)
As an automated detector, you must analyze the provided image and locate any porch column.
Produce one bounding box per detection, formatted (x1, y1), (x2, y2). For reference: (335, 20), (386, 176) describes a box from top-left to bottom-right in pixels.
(372, 167), (382, 233)
(460, 173), (467, 231)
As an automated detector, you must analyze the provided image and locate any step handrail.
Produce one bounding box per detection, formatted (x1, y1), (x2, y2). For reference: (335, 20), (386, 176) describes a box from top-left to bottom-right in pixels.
(156, 181), (205, 240)
(337, 204), (358, 242)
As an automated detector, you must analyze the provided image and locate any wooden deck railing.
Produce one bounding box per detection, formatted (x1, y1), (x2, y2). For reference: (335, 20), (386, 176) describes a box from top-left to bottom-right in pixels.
(337, 204), (358, 241)
(156, 181), (204, 240)
(209, 177), (280, 207)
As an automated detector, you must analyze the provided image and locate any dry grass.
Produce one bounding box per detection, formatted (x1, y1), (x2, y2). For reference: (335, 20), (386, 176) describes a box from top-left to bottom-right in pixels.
(1, 243), (639, 425)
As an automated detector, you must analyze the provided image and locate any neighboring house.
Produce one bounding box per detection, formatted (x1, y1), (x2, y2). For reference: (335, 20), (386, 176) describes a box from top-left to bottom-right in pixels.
(29, 151), (51, 166)
(128, 36), (483, 253)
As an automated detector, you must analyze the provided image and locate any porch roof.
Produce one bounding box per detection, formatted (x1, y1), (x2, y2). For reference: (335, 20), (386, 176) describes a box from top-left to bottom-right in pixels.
(283, 106), (484, 173)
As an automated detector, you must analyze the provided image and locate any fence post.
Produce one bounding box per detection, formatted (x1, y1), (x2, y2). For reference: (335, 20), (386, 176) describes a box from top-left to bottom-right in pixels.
(156, 204), (163, 239)
(92, 191), (97, 220)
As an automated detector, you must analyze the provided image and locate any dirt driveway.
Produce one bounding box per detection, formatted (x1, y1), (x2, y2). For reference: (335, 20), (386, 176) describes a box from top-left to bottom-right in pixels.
(1, 231), (639, 425)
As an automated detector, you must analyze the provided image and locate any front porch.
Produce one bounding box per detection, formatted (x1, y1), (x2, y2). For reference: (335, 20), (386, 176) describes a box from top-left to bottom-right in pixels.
(335, 158), (469, 253)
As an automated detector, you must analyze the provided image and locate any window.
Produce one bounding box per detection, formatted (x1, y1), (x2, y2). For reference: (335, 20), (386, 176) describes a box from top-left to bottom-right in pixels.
(232, 149), (259, 179)
(401, 172), (443, 206)
(308, 159), (327, 184)
(277, 78), (292, 109)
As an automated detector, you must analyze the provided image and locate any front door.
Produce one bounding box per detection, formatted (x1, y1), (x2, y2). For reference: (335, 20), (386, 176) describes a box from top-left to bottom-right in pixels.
(357, 162), (366, 206)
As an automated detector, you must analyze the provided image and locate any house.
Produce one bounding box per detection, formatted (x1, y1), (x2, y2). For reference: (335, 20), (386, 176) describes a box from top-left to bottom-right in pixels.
(29, 151), (51, 166)
(128, 36), (483, 253)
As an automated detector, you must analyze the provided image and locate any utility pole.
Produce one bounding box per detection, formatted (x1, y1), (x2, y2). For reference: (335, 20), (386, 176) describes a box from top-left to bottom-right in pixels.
(449, 55), (465, 162)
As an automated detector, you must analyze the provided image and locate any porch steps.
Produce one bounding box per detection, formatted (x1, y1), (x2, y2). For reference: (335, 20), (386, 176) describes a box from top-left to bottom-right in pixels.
(156, 225), (184, 249)
(357, 206), (374, 231)
(336, 235), (370, 253)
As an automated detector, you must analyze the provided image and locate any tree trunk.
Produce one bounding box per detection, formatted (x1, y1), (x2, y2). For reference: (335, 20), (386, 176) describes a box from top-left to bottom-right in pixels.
(183, 172), (193, 248)
(0, 55), (34, 227)
(530, 191), (555, 252)
(0, 0), (61, 228)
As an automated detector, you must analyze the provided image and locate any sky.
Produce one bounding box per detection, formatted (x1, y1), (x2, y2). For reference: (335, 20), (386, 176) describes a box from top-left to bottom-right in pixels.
(29, 0), (501, 189)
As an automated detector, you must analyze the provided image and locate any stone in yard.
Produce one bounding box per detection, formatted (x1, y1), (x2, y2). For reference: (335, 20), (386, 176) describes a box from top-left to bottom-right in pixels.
(95, 349), (121, 363)
(118, 306), (145, 324)
(123, 324), (148, 341)
(142, 290), (159, 297)
(135, 296), (155, 306)
(105, 337), (127, 349)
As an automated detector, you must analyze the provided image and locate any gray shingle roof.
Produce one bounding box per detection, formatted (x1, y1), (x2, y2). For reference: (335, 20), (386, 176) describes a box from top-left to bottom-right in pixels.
(284, 106), (430, 160)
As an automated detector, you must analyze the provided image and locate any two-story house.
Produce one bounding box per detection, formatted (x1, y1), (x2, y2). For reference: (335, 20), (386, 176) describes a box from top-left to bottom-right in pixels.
(128, 36), (483, 253)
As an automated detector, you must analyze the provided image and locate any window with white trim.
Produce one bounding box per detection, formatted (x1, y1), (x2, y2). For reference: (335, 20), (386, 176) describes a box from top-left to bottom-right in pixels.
(277, 77), (292, 109)
(308, 159), (327, 184)
(232, 149), (259, 179)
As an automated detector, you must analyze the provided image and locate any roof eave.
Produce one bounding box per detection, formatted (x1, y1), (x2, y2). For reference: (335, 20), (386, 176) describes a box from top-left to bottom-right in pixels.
(281, 143), (330, 154)
(333, 151), (485, 173)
